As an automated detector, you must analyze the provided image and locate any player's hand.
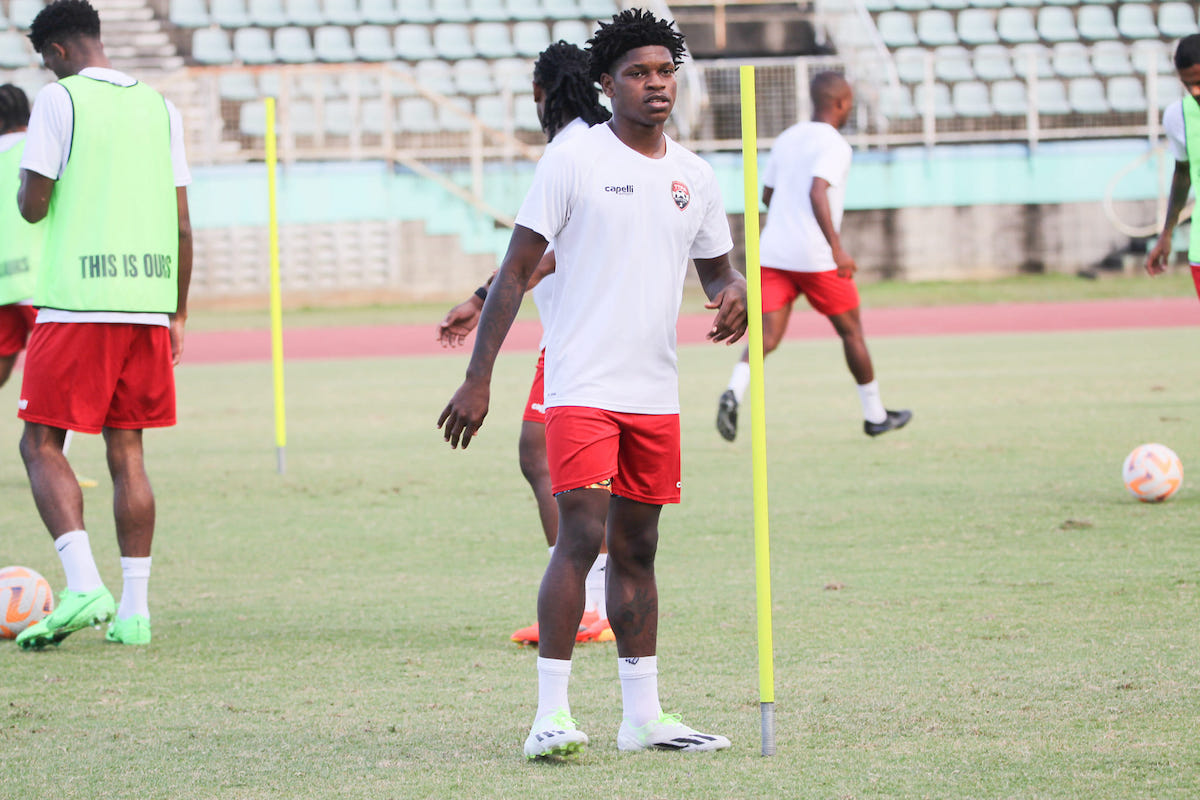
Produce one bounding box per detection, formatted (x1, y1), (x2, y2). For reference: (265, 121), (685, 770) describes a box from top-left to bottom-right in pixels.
(1145, 238), (1170, 276)
(704, 283), (748, 345)
(437, 297), (483, 348)
(833, 246), (857, 279)
(169, 313), (186, 366)
(437, 378), (490, 449)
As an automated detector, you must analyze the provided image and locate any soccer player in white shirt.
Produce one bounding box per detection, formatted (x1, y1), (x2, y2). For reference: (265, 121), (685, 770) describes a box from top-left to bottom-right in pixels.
(439, 9), (746, 758)
(716, 72), (911, 441)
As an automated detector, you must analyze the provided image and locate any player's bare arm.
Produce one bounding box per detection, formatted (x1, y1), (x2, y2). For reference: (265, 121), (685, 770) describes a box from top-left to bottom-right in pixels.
(810, 177), (856, 278)
(17, 168), (54, 222)
(1146, 160), (1191, 276)
(696, 253), (748, 344)
(438, 224), (548, 448)
(172, 186), (193, 366)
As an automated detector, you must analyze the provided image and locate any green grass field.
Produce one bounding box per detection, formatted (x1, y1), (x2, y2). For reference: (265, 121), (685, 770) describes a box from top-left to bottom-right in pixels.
(2, 314), (1199, 798)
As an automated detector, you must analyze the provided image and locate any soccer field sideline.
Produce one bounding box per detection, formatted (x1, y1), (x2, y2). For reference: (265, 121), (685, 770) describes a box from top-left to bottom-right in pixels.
(180, 296), (1200, 364)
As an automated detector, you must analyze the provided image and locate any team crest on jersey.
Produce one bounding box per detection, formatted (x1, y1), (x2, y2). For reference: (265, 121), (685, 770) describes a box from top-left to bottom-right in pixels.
(671, 180), (690, 210)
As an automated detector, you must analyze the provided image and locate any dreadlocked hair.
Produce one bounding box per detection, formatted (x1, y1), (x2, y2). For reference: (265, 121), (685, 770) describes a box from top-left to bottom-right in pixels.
(533, 40), (611, 141)
(0, 84), (30, 133)
(28, 0), (101, 54)
(586, 8), (687, 85)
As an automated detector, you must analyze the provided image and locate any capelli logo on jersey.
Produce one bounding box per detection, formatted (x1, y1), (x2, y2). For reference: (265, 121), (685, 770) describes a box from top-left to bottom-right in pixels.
(671, 180), (691, 210)
(605, 184), (635, 195)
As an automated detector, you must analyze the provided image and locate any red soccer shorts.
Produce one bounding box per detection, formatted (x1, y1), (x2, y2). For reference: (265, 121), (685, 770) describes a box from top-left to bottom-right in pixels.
(1191, 265), (1200, 301)
(545, 405), (681, 505)
(521, 350), (547, 423)
(18, 322), (176, 434)
(0, 304), (37, 357)
(761, 266), (860, 317)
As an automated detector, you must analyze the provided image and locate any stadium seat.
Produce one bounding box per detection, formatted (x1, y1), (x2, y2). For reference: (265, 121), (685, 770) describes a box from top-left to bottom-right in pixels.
(218, 71), (259, 100)
(473, 22), (516, 59)
(914, 81), (953, 117)
(285, 0), (325, 26)
(1076, 5), (1118, 41)
(361, 0), (399, 24)
(552, 19), (590, 46)
(8, 0), (40, 29)
(323, 0), (362, 26)
(1011, 43), (1052, 78)
(505, 0), (544, 21)
(1091, 41), (1132, 77)
(434, 23), (477, 60)
(432, 0), (472, 22)
(893, 47), (929, 84)
(386, 61), (419, 96)
(513, 21), (550, 58)
(973, 45), (1014, 81)
(1036, 7), (1077, 43)
(474, 94), (510, 129)
(453, 58), (496, 95)
(212, 0), (252, 27)
(285, 100), (316, 137)
(397, 0), (437, 23)
(579, 0), (616, 19)
(934, 46), (974, 83)
(468, 0), (507, 21)
(1116, 4), (1159, 40)
(1158, 3), (1197, 40)
(1156, 72), (1182, 108)
(0, 31), (29, 68)
(879, 83), (917, 119)
(439, 98), (475, 132)
(1068, 77), (1108, 113)
(952, 81), (992, 116)
(1005, 0), (1040, 6)
(394, 24), (437, 61)
(354, 25), (395, 61)
(542, 0), (582, 19)
(361, 98), (390, 135)
(956, 8), (998, 45)
(515, 94), (542, 130)
(967, 0), (1003, 8)
(1106, 76), (1147, 112)
(398, 97), (440, 133)
(863, 0), (892, 11)
(931, 0), (967, 10)
(494, 57), (533, 92)
(193, 28), (236, 64)
(259, 71), (281, 97)
(996, 8), (1038, 44)
(314, 26), (355, 61)
(990, 79), (1027, 115)
(170, 0), (211, 28)
(878, 12), (919, 48)
(415, 59), (455, 94)
(916, 10), (957, 46)
(895, 0), (932, 11)
(1052, 43), (1093, 78)
(323, 98), (354, 137)
(1131, 40), (1170, 75)
(233, 27), (276, 63)
(340, 71), (382, 97)
(275, 26), (316, 63)
(1035, 79), (1070, 115)
(297, 72), (341, 98)
(250, 0), (288, 26)
(239, 100), (268, 137)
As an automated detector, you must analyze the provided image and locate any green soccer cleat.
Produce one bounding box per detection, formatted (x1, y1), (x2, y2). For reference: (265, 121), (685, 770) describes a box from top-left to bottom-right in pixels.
(105, 614), (151, 645)
(16, 587), (115, 650)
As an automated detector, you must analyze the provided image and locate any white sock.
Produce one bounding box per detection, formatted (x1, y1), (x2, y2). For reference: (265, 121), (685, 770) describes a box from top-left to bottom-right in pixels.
(728, 361), (751, 404)
(54, 530), (104, 593)
(584, 553), (607, 618)
(117, 556), (151, 620)
(535, 656), (572, 722)
(857, 380), (887, 424)
(619, 655), (662, 728)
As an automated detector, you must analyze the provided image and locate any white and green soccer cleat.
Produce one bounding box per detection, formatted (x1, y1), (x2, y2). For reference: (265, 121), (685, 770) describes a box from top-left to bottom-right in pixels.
(105, 614), (151, 645)
(524, 710), (589, 759)
(16, 587), (115, 650)
(617, 712), (731, 752)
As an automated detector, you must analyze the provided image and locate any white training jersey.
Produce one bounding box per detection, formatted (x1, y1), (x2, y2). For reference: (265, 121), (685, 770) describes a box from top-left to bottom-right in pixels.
(0, 131), (32, 306)
(1163, 99), (1187, 162)
(530, 116), (590, 352)
(515, 123), (733, 415)
(21, 67), (191, 327)
(758, 120), (853, 273)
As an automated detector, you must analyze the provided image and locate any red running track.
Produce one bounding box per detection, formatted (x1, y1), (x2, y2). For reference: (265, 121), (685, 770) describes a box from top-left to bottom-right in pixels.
(183, 297), (1199, 365)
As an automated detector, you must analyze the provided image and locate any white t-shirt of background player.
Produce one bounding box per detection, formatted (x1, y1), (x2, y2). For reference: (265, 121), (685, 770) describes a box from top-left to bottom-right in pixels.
(515, 123), (734, 415)
(1163, 99), (1188, 162)
(530, 116), (590, 352)
(21, 67), (192, 327)
(0, 131), (32, 306)
(757, 120), (852, 273)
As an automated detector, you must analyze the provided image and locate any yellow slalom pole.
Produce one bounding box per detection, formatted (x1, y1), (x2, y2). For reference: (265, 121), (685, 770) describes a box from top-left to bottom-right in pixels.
(265, 97), (287, 474)
(740, 64), (775, 757)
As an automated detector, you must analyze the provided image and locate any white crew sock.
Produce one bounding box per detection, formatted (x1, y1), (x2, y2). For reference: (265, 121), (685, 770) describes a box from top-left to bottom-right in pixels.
(728, 361), (751, 404)
(619, 655), (663, 728)
(535, 656), (573, 721)
(857, 380), (887, 424)
(584, 553), (607, 618)
(54, 530), (104, 593)
(117, 556), (152, 620)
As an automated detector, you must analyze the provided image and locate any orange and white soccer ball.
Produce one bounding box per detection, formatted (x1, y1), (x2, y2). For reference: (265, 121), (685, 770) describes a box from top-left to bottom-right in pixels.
(1122, 443), (1184, 503)
(0, 566), (55, 639)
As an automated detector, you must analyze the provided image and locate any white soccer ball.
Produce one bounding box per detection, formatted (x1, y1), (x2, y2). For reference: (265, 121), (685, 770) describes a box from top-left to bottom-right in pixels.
(0, 566), (55, 639)
(1122, 443), (1184, 503)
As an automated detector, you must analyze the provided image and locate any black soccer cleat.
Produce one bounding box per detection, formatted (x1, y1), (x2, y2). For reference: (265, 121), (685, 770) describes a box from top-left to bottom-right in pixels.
(864, 408), (912, 437)
(716, 389), (738, 442)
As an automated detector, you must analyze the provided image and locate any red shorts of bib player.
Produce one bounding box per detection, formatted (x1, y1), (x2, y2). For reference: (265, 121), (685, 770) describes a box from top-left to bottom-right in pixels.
(544, 406), (681, 506)
(18, 322), (176, 435)
(0, 304), (38, 388)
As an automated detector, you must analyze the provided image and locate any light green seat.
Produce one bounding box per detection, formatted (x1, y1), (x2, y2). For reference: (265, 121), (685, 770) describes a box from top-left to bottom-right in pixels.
(275, 26), (315, 63)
